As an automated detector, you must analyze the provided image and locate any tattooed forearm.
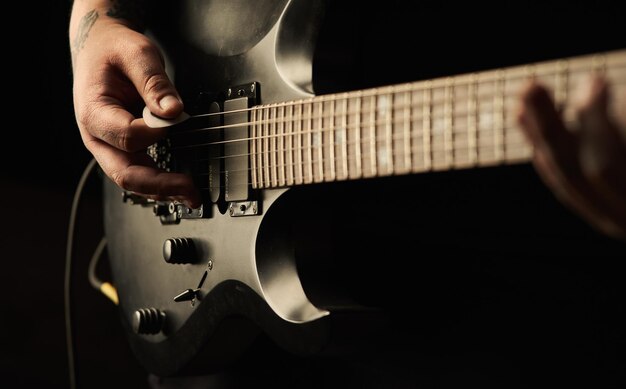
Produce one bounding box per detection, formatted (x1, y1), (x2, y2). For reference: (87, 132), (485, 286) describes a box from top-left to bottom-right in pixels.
(71, 9), (99, 65)
(106, 0), (147, 29)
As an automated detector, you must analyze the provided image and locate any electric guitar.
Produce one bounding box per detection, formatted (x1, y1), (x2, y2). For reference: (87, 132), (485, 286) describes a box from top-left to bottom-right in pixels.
(102, 0), (626, 376)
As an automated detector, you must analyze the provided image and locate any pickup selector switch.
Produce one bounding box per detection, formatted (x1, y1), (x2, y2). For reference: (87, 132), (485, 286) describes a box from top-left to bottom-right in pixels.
(163, 238), (197, 264)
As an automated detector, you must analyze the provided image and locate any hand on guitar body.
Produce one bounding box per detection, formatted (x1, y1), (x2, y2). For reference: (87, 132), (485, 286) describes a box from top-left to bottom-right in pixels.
(518, 77), (626, 240)
(69, 0), (201, 208)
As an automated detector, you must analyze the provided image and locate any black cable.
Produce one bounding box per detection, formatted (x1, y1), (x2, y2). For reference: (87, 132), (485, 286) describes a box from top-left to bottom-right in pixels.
(87, 237), (107, 291)
(65, 158), (98, 389)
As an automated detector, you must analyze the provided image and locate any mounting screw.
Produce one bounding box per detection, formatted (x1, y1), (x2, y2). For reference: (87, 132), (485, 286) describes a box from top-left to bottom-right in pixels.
(207, 259), (214, 271)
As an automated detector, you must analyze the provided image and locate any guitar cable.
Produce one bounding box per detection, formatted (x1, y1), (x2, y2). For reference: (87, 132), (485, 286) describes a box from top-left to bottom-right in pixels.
(64, 158), (118, 389)
(87, 237), (118, 305)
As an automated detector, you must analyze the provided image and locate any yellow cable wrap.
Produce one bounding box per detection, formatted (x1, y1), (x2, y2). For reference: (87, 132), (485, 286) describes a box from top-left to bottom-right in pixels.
(100, 282), (119, 305)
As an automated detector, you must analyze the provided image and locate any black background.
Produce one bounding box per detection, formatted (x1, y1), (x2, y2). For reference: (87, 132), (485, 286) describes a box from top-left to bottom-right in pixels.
(2, 1), (625, 388)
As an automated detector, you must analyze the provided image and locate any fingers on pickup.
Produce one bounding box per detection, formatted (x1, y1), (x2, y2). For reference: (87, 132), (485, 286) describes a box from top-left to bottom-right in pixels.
(90, 140), (202, 208)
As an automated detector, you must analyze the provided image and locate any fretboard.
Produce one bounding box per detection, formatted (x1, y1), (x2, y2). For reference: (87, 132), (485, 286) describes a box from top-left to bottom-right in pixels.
(250, 50), (626, 189)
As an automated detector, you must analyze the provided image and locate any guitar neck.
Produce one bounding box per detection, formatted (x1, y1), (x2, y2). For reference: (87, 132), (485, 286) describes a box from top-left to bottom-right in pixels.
(250, 50), (626, 189)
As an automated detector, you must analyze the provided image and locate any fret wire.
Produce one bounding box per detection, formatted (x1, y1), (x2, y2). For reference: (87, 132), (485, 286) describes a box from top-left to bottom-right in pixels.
(385, 92), (396, 174)
(494, 70), (505, 161)
(306, 102), (313, 183)
(259, 106), (265, 187)
(254, 107), (260, 188)
(263, 107), (271, 186)
(317, 99), (326, 182)
(256, 108), (264, 188)
(370, 94), (377, 176)
(444, 78), (454, 167)
(384, 92), (393, 174)
(263, 106), (270, 188)
(270, 103), (280, 185)
(277, 104), (286, 186)
(285, 104), (294, 185)
(468, 74), (478, 165)
(423, 81), (432, 170)
(339, 95), (348, 179)
(297, 102), (304, 184)
(250, 108), (258, 188)
(555, 60), (568, 108)
(403, 90), (411, 171)
(328, 98), (336, 181)
(270, 104), (278, 187)
(296, 103), (303, 184)
(311, 98), (324, 182)
(355, 93), (363, 178)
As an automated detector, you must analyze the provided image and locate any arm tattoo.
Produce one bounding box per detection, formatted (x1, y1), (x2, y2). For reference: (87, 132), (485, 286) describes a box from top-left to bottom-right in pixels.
(107, 0), (147, 29)
(71, 9), (99, 65)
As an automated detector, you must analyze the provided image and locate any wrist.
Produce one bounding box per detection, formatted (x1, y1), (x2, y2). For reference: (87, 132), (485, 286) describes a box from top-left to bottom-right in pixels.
(70, 1), (147, 38)
(70, 3), (147, 69)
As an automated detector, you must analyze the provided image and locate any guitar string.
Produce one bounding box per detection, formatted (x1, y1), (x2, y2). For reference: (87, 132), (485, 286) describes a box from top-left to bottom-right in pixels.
(169, 97), (528, 144)
(166, 61), (625, 137)
(175, 120), (538, 190)
(170, 112), (524, 151)
(159, 97), (622, 189)
(191, 125), (532, 164)
(166, 75), (626, 151)
(179, 85), (620, 189)
(196, 136), (526, 165)
(164, 87), (625, 159)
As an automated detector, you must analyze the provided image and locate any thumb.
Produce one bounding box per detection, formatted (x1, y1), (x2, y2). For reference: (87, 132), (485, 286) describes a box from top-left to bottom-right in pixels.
(119, 39), (183, 119)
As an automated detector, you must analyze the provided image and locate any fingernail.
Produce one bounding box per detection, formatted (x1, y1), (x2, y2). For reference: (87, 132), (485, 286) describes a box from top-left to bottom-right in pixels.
(158, 95), (181, 112)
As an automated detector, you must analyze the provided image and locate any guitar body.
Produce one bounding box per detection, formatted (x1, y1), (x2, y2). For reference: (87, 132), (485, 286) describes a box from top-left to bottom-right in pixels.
(103, 0), (364, 376)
